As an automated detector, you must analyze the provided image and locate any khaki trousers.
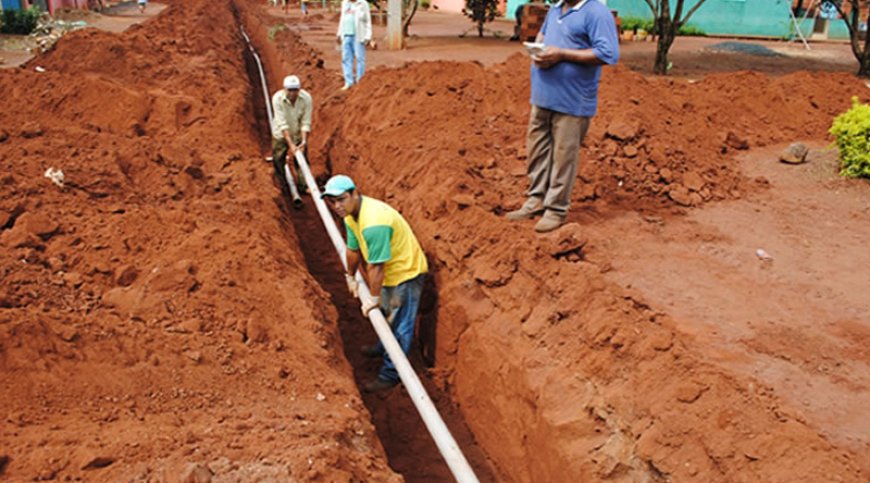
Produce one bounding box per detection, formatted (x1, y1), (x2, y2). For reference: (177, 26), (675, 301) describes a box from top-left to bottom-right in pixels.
(525, 105), (591, 216)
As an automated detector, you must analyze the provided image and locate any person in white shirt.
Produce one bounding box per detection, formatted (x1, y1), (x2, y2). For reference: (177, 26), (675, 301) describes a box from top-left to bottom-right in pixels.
(336, 0), (372, 90)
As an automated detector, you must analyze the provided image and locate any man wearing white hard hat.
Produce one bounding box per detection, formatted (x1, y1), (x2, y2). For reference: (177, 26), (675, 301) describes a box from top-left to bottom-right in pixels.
(271, 75), (313, 200)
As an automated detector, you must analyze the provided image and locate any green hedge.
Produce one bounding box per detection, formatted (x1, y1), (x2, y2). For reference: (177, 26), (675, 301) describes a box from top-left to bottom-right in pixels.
(1, 7), (41, 35)
(830, 97), (870, 179)
(620, 16), (706, 36)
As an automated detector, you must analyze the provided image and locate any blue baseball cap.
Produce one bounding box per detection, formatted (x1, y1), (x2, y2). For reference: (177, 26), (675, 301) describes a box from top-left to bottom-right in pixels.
(321, 175), (356, 199)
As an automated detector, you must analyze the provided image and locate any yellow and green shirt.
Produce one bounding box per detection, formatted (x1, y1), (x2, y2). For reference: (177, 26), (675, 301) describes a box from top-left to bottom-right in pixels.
(345, 196), (428, 287)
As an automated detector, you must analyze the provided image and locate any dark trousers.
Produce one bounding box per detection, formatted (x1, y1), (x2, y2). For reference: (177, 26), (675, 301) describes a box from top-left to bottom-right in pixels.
(271, 137), (308, 187)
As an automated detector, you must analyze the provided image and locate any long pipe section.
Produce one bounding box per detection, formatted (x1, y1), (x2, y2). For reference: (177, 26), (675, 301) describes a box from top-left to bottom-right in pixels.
(241, 26), (302, 204)
(240, 26), (480, 483)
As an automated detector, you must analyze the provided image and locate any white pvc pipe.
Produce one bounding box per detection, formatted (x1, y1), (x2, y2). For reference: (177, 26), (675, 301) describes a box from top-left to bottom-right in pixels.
(240, 26), (480, 483)
(242, 26), (302, 204)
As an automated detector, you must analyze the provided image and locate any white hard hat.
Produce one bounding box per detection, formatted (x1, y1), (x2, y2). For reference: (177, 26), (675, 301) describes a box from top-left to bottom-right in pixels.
(283, 75), (301, 90)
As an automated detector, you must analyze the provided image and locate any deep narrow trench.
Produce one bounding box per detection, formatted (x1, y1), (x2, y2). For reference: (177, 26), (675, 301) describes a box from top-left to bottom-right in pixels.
(239, 25), (498, 483)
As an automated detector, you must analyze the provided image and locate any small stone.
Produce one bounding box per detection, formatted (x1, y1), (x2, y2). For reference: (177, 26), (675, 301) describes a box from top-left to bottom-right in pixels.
(62, 271), (83, 287)
(623, 145), (638, 158)
(451, 194), (474, 209)
(683, 171), (705, 192)
(57, 326), (79, 342)
(245, 318), (268, 343)
(179, 318), (202, 333)
(606, 120), (640, 141)
(667, 185), (693, 207)
(20, 121), (44, 139)
(46, 257), (64, 271)
(91, 261), (113, 275)
(115, 266), (139, 287)
(779, 143), (809, 164)
(540, 223), (587, 261)
(81, 456), (114, 470)
(183, 350), (203, 363)
(185, 165), (205, 180)
(724, 131), (749, 150)
(0, 130), (9, 143)
(676, 382), (707, 403)
(182, 463), (214, 483)
(659, 168), (674, 183)
(20, 212), (60, 240)
(578, 183), (596, 200)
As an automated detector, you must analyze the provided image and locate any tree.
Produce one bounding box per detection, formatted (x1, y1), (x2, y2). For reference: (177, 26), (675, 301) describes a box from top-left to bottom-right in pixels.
(828, 0), (870, 77)
(369, 0), (420, 44)
(641, 0), (711, 75)
(402, 0), (419, 37)
(463, 0), (499, 37)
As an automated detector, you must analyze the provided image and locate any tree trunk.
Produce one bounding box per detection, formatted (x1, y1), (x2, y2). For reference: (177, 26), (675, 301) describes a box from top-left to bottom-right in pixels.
(402, 0), (418, 37)
(859, 54), (870, 78)
(653, 27), (676, 75)
(860, 31), (870, 78)
(478, 20), (484, 37)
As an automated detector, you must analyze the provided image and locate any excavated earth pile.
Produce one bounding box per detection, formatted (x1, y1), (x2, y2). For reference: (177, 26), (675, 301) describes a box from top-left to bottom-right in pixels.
(0, 0), (400, 480)
(257, 19), (869, 483)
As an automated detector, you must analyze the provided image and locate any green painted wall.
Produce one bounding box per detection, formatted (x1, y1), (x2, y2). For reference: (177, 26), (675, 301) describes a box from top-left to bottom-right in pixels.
(506, 0), (525, 21)
(608, 0), (852, 39)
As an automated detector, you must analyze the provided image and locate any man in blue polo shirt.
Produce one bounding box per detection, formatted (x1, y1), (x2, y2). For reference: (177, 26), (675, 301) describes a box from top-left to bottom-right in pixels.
(506, 0), (619, 232)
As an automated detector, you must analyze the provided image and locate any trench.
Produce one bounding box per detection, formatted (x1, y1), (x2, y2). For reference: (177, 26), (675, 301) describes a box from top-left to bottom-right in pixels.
(238, 19), (498, 483)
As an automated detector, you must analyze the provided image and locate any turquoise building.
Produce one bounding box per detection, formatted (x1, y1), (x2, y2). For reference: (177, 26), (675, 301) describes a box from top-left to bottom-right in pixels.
(608, 0), (852, 40)
(505, 0), (856, 41)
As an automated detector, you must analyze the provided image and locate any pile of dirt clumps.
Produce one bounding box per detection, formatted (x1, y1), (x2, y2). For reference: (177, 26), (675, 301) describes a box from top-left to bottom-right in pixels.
(0, 0), (399, 481)
(299, 43), (869, 481)
(314, 57), (869, 212)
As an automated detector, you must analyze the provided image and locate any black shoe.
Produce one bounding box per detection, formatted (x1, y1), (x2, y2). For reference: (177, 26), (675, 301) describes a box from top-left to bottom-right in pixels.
(292, 197), (303, 210)
(361, 344), (381, 358)
(364, 377), (398, 393)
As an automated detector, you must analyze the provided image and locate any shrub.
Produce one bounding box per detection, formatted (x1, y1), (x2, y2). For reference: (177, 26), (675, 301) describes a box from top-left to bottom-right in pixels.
(830, 97), (870, 179)
(619, 17), (704, 36)
(621, 16), (654, 33)
(420, 0), (430, 9)
(1, 7), (41, 35)
(463, 0), (499, 37)
(678, 24), (706, 36)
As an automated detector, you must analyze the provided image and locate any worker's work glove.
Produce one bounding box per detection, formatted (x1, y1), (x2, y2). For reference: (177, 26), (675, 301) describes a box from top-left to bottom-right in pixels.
(345, 274), (359, 298)
(361, 296), (380, 317)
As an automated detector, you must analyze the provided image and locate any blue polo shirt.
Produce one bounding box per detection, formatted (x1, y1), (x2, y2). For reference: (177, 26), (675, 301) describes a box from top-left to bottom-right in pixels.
(530, 0), (619, 117)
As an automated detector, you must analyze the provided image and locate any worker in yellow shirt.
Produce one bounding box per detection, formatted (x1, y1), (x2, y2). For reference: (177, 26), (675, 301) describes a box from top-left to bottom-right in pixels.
(322, 175), (428, 392)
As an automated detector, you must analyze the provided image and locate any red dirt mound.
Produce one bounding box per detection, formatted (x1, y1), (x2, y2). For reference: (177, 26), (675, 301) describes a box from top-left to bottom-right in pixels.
(315, 57), (867, 213)
(0, 0), (398, 480)
(301, 42), (869, 482)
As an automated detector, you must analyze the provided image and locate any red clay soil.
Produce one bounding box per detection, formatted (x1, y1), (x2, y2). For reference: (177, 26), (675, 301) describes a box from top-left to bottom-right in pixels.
(0, 0), (399, 480)
(234, 3), (501, 480)
(256, 14), (869, 483)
